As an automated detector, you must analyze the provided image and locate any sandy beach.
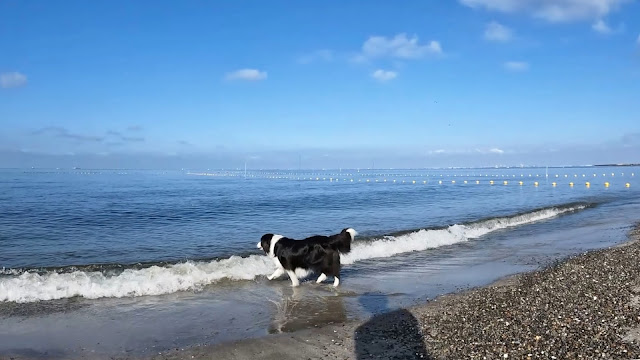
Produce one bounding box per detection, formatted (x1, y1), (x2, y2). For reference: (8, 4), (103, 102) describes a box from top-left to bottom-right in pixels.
(134, 224), (640, 360)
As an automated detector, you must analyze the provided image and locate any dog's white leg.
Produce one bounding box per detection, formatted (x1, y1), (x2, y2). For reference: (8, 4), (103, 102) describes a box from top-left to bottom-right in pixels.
(267, 267), (284, 280)
(333, 277), (340, 287)
(286, 270), (300, 287)
(316, 273), (327, 283)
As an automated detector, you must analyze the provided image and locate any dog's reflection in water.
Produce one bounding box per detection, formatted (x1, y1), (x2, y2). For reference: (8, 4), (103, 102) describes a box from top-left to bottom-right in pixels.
(268, 285), (347, 334)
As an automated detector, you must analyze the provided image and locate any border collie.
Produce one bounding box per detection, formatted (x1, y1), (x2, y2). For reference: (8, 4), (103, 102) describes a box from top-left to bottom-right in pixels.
(257, 228), (357, 287)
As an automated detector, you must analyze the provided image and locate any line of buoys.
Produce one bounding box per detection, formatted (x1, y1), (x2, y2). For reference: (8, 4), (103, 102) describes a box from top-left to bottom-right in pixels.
(188, 170), (638, 180)
(187, 171), (636, 190)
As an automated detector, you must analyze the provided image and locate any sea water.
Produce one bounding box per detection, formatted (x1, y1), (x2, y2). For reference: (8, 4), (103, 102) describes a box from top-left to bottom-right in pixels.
(0, 167), (638, 355)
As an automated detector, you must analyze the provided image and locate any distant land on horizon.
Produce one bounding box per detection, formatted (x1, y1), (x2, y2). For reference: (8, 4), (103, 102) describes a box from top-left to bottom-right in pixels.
(2, 163), (639, 172)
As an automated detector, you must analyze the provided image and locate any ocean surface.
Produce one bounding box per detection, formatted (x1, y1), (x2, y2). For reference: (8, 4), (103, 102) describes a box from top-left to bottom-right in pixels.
(1, 166), (639, 356)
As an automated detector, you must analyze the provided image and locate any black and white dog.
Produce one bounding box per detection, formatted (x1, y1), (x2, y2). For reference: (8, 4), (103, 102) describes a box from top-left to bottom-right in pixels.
(257, 228), (356, 287)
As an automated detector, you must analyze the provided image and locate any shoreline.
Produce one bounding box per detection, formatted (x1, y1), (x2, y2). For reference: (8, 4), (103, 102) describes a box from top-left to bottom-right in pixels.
(143, 224), (640, 360)
(2, 224), (639, 359)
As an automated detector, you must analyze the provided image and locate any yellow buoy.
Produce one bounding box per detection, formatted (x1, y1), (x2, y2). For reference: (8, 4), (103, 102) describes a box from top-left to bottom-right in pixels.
(586, 182), (590, 187)
(519, 181), (523, 186)
(604, 182), (610, 187)
(626, 183), (631, 188)
(534, 181), (539, 186)
(503, 181), (508, 185)
(476, 180), (480, 184)
(552, 182), (557, 186)
(464, 180), (468, 184)
(412, 180), (416, 184)
(452, 180), (456, 184)
(569, 182), (574, 186)
(490, 180), (494, 185)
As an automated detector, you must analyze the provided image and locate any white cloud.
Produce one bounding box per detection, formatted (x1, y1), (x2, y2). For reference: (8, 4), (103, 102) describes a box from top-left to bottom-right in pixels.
(504, 61), (530, 71)
(592, 19), (613, 34)
(298, 50), (333, 64)
(460, 0), (630, 23)
(473, 148), (506, 154)
(225, 69), (267, 81)
(484, 21), (513, 42)
(0, 72), (27, 89)
(371, 69), (397, 81)
(358, 34), (442, 61)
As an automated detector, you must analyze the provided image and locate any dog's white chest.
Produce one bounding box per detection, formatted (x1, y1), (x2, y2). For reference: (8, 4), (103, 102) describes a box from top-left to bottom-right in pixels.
(271, 256), (284, 269)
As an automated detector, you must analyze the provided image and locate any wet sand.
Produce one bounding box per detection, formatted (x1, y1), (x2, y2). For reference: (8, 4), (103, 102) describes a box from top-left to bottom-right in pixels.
(139, 224), (640, 360)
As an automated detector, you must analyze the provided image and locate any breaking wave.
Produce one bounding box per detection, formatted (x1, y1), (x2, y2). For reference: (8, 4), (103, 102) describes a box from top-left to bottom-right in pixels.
(0, 203), (590, 303)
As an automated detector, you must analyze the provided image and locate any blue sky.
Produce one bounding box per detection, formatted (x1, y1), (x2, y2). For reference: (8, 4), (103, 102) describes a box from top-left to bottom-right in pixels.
(1, 0), (639, 169)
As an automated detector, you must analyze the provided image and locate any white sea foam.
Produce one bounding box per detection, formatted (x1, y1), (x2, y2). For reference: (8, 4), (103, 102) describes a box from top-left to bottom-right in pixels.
(0, 204), (585, 303)
(0, 255), (274, 303)
(341, 204), (585, 264)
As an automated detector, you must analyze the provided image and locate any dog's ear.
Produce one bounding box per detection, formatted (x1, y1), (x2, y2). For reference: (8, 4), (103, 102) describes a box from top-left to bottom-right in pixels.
(261, 233), (274, 241)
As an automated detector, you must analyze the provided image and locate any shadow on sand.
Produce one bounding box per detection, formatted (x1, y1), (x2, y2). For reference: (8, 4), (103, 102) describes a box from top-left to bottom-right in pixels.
(355, 293), (431, 359)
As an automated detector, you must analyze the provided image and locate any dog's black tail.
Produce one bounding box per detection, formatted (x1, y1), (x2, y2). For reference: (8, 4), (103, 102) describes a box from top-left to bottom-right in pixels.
(332, 228), (356, 254)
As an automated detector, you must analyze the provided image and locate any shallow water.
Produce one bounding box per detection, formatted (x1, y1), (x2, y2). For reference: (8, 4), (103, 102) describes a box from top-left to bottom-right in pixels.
(0, 167), (638, 357)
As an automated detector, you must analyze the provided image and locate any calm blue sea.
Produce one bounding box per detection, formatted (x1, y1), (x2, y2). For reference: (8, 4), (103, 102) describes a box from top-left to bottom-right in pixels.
(0, 166), (638, 303)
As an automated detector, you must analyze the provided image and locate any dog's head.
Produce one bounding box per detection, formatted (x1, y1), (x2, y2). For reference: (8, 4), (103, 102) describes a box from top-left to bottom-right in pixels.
(257, 234), (273, 254)
(257, 234), (283, 257)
